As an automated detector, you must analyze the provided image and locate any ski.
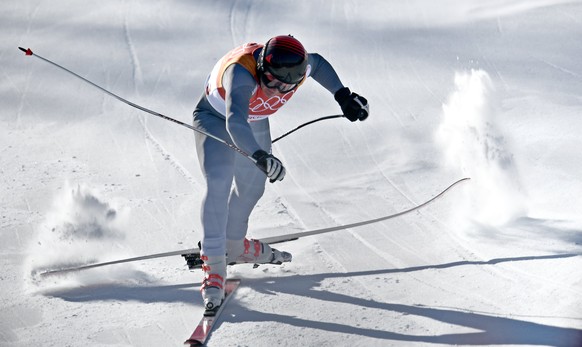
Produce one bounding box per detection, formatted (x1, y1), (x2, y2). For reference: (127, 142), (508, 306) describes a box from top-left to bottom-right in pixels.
(37, 248), (199, 277)
(38, 177), (469, 277)
(262, 177), (469, 244)
(184, 279), (241, 346)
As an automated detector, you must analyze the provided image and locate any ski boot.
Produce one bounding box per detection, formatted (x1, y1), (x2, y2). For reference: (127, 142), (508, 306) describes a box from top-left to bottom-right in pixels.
(226, 238), (292, 267)
(200, 255), (226, 315)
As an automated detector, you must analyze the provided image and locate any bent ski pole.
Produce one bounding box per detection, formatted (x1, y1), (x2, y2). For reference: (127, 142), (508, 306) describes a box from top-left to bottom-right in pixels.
(272, 115), (343, 143)
(18, 47), (255, 163)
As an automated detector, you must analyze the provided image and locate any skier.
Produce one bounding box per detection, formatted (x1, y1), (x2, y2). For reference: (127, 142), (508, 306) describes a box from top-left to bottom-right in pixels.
(192, 34), (369, 311)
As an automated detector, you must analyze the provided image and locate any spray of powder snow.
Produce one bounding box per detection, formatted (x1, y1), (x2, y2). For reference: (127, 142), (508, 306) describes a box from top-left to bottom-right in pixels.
(24, 183), (151, 291)
(437, 70), (527, 227)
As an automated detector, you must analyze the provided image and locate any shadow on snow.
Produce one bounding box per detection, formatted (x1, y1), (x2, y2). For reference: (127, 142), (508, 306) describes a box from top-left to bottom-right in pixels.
(44, 252), (582, 346)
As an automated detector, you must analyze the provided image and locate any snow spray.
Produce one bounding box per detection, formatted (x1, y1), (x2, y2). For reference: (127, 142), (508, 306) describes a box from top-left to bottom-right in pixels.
(24, 183), (141, 290)
(436, 69), (527, 227)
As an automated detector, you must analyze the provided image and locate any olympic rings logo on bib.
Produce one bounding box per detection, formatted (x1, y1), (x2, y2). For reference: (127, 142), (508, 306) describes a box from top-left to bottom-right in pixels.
(248, 91), (294, 116)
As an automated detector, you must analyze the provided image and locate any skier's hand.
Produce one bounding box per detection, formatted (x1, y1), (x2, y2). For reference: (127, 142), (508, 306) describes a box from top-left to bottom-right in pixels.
(252, 150), (286, 182)
(334, 87), (369, 122)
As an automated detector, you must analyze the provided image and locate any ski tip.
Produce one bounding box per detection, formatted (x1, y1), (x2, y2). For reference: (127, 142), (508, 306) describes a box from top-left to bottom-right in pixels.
(457, 177), (471, 184)
(18, 47), (33, 56)
(37, 269), (66, 278)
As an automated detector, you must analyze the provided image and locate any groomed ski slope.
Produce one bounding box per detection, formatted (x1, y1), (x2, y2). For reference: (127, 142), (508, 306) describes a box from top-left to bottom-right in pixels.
(2, 1), (582, 346)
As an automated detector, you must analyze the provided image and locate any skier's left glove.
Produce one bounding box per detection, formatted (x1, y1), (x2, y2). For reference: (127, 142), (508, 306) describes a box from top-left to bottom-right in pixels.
(334, 87), (369, 122)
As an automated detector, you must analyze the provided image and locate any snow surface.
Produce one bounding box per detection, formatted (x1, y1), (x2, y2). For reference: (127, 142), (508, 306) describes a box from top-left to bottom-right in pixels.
(2, 1), (582, 346)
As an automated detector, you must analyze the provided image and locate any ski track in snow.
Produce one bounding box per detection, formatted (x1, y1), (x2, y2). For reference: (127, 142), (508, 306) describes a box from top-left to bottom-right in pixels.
(123, 2), (142, 91)
(229, 0), (249, 45)
(121, 6), (200, 191)
(538, 58), (582, 79)
(139, 116), (200, 190)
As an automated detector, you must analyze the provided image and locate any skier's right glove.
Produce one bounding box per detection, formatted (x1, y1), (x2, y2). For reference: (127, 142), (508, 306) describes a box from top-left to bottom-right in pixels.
(334, 87), (369, 122)
(252, 150), (286, 182)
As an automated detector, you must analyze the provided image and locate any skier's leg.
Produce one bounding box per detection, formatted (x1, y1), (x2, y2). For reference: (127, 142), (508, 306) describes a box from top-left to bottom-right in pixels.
(194, 112), (235, 257)
(224, 118), (270, 242)
(193, 111), (234, 309)
(225, 119), (292, 265)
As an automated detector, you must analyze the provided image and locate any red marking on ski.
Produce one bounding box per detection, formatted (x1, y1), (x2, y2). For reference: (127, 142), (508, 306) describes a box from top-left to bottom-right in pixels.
(184, 279), (241, 346)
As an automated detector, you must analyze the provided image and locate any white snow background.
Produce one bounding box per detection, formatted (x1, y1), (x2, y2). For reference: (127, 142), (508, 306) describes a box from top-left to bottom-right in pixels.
(2, 1), (582, 346)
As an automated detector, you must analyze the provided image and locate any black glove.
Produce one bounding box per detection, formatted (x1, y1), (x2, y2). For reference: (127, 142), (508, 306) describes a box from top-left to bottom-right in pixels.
(252, 150), (286, 182)
(334, 87), (369, 122)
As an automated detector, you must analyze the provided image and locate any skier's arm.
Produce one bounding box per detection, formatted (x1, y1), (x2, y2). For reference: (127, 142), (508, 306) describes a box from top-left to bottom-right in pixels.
(222, 64), (286, 181)
(308, 53), (369, 122)
(307, 53), (345, 94)
(222, 64), (262, 155)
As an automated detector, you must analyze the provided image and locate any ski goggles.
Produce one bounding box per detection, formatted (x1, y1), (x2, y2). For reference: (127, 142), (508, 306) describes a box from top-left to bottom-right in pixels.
(261, 71), (302, 93)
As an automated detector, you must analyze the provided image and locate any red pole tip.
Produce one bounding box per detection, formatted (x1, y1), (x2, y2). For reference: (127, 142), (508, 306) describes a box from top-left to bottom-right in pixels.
(18, 47), (33, 56)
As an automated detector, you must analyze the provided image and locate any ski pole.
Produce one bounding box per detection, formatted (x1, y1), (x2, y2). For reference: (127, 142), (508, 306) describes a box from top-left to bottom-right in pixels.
(18, 47), (255, 163)
(271, 114), (342, 143)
